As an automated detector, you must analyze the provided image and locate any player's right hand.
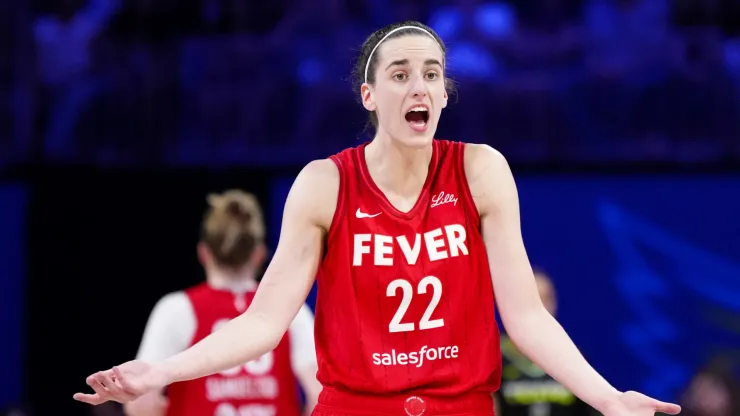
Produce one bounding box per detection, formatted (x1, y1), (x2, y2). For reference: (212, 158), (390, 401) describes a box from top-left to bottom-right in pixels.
(73, 360), (169, 405)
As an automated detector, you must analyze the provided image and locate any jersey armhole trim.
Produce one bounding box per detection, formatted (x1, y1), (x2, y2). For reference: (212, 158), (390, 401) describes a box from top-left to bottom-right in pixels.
(458, 143), (481, 227)
(326, 155), (345, 246)
(182, 291), (199, 348)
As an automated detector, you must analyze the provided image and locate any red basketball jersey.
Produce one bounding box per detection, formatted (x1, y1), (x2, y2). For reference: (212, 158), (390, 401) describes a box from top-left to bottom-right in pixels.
(166, 284), (302, 416)
(314, 140), (501, 396)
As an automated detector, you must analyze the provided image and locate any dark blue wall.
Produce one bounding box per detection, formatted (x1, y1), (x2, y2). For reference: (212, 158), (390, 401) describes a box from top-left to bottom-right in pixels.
(0, 184), (28, 408)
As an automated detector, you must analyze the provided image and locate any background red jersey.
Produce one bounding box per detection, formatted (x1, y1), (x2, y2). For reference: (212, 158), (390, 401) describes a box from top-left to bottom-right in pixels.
(314, 140), (501, 396)
(166, 284), (302, 416)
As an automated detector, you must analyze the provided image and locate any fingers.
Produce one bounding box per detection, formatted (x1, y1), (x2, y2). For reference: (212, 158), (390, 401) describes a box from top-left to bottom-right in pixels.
(73, 392), (106, 405)
(75, 369), (138, 406)
(113, 366), (140, 395)
(97, 370), (137, 402)
(87, 373), (112, 401)
(654, 400), (682, 415)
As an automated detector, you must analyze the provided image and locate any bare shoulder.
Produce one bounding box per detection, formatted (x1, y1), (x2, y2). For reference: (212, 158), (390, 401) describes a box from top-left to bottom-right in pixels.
(299, 158), (340, 183)
(285, 159), (340, 231)
(462, 143), (517, 216)
(463, 143), (508, 181)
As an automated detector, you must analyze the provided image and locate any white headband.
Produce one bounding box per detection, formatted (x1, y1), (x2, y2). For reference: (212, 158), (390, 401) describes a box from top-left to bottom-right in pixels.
(364, 26), (439, 84)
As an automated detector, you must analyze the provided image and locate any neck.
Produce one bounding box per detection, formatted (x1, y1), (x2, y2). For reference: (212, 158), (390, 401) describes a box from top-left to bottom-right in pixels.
(206, 267), (258, 293)
(364, 135), (433, 196)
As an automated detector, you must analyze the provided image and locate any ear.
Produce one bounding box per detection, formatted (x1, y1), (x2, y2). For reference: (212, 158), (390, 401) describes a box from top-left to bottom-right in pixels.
(442, 89), (448, 109)
(361, 83), (376, 112)
(249, 243), (268, 269)
(197, 242), (211, 267)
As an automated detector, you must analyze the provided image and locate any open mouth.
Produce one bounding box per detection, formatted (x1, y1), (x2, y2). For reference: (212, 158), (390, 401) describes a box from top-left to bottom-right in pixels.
(405, 106), (429, 131)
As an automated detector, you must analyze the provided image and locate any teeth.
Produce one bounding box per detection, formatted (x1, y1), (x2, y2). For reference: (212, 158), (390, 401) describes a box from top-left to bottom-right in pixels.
(408, 107), (428, 112)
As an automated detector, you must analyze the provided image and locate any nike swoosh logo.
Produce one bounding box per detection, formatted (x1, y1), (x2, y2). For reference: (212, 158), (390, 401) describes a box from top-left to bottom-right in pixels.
(356, 208), (382, 219)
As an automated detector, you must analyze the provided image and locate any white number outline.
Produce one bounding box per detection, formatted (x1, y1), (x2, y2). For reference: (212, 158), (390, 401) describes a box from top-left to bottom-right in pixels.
(386, 275), (444, 333)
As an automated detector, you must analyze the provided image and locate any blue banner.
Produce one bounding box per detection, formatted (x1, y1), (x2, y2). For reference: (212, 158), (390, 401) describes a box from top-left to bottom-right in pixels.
(0, 183), (28, 408)
(270, 174), (740, 402)
(517, 175), (740, 401)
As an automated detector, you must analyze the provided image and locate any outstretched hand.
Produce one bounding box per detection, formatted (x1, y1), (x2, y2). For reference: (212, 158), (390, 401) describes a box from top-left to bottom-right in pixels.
(73, 360), (169, 405)
(604, 391), (681, 416)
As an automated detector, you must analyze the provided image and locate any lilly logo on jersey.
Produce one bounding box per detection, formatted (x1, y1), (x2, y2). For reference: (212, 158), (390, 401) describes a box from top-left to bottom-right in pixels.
(430, 191), (458, 208)
(353, 224), (468, 266)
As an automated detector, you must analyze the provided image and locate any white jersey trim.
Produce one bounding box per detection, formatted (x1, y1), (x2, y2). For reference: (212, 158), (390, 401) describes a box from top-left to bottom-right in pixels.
(136, 290), (317, 376)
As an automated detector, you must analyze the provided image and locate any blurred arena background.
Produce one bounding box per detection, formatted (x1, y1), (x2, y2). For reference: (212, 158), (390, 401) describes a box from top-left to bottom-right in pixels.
(1, 0), (740, 415)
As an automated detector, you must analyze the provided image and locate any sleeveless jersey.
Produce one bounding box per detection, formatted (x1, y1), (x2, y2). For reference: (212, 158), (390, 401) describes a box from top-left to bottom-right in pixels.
(314, 139), (501, 396)
(166, 283), (302, 416)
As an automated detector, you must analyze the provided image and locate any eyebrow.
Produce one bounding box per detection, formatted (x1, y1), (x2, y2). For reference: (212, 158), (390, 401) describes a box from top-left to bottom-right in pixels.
(385, 59), (444, 71)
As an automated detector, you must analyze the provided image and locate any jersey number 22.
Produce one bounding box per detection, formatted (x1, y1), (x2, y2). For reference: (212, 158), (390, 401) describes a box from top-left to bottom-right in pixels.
(386, 275), (444, 333)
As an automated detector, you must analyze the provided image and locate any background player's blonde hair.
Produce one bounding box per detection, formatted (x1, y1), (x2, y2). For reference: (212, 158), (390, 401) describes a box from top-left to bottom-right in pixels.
(200, 189), (265, 269)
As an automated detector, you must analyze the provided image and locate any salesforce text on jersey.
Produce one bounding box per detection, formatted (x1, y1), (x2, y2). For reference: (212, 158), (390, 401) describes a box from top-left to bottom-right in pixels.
(372, 345), (459, 368)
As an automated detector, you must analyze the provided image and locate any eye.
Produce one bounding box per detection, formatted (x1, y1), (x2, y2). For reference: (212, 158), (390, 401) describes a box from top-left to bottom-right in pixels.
(425, 72), (440, 80)
(393, 73), (408, 81)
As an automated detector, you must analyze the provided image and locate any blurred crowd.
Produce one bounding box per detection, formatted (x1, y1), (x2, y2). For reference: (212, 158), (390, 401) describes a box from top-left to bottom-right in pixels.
(2, 0), (740, 165)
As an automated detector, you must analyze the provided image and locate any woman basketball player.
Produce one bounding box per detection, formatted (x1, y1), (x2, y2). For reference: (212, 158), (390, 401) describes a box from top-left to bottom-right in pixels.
(75, 21), (682, 416)
(123, 190), (321, 416)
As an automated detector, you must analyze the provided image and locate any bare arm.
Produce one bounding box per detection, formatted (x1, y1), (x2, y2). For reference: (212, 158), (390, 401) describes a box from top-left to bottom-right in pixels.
(465, 144), (620, 412)
(160, 160), (338, 384)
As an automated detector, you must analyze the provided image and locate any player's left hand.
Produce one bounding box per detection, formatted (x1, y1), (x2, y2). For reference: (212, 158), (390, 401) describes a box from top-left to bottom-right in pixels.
(603, 391), (681, 416)
(73, 360), (169, 405)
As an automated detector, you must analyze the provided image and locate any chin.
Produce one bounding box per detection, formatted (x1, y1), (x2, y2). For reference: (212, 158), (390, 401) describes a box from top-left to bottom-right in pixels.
(397, 135), (433, 149)
(396, 126), (435, 148)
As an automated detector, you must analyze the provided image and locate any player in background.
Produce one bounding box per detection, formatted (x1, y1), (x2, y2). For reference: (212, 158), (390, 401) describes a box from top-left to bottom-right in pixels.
(75, 21), (681, 416)
(123, 190), (321, 416)
(495, 269), (593, 416)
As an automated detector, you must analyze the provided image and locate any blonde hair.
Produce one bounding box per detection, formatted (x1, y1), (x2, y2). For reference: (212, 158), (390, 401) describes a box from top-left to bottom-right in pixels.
(200, 189), (265, 269)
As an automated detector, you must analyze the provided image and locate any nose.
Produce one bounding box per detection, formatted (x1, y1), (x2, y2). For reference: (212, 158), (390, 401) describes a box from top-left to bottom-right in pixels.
(409, 73), (427, 98)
